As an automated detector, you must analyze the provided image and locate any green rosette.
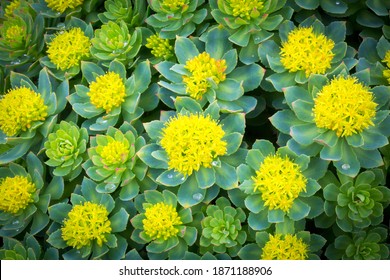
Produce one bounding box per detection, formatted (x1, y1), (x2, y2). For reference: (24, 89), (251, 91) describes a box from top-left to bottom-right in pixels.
(200, 197), (247, 257)
(316, 169), (390, 232)
(44, 121), (88, 181)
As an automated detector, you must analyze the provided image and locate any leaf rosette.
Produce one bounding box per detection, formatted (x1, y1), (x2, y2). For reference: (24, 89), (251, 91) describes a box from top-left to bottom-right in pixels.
(238, 139), (328, 231)
(131, 190), (197, 260)
(47, 177), (129, 260)
(68, 59), (152, 133)
(138, 97), (246, 207)
(155, 27), (264, 114)
(270, 69), (390, 177)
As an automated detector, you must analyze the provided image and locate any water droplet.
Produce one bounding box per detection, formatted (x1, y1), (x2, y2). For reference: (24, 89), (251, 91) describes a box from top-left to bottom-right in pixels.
(181, 177), (185, 181)
(61, 156), (66, 161)
(12, 220), (20, 225)
(57, 23), (65, 29)
(11, 59), (21, 65)
(342, 164), (350, 170)
(98, 119), (108, 124)
(192, 193), (203, 201)
(105, 183), (116, 192)
(212, 161), (219, 167)
(335, 1), (340, 5)
(123, 42), (128, 47)
(56, 12), (61, 16)
(167, 173), (173, 179)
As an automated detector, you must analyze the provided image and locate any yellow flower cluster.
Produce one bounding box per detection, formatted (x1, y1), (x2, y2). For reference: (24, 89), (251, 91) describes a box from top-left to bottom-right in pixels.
(280, 27), (335, 77)
(0, 87), (48, 137)
(160, 0), (188, 12)
(143, 202), (182, 240)
(183, 52), (227, 100)
(160, 114), (227, 176)
(382, 50), (390, 84)
(261, 234), (308, 260)
(5, 0), (21, 17)
(2, 23), (26, 48)
(228, 0), (264, 20)
(313, 76), (377, 137)
(45, 0), (84, 13)
(97, 140), (130, 166)
(252, 154), (307, 213)
(0, 176), (36, 214)
(47, 27), (90, 71)
(88, 72), (126, 113)
(146, 34), (173, 60)
(61, 202), (112, 249)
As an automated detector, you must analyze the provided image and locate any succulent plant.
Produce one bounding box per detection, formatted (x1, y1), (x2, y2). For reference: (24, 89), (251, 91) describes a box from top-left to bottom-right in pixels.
(40, 17), (93, 81)
(138, 97), (246, 207)
(200, 197), (246, 257)
(131, 190), (197, 260)
(145, 33), (174, 63)
(357, 36), (390, 86)
(155, 27), (263, 113)
(210, 0), (292, 64)
(145, 0), (207, 39)
(325, 227), (390, 260)
(0, 153), (54, 237)
(68, 59), (152, 133)
(316, 169), (390, 232)
(259, 18), (352, 92)
(44, 121), (88, 181)
(83, 123), (149, 201)
(47, 177), (129, 260)
(0, 233), (58, 260)
(270, 68), (390, 177)
(0, 68), (68, 164)
(90, 21), (142, 67)
(238, 230), (326, 260)
(98, 0), (148, 29)
(0, 2), (44, 78)
(238, 140), (327, 231)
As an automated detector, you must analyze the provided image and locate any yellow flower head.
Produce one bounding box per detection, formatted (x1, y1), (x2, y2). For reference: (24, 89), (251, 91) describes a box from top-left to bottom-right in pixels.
(88, 72), (126, 113)
(160, 114), (227, 176)
(96, 139), (130, 166)
(261, 234), (309, 260)
(45, 0), (84, 13)
(252, 154), (307, 213)
(182, 52), (227, 100)
(280, 27), (335, 77)
(0, 87), (48, 137)
(160, 0), (188, 12)
(2, 24), (26, 48)
(0, 176), (36, 214)
(382, 50), (390, 84)
(142, 202), (182, 240)
(313, 76), (377, 137)
(47, 27), (90, 71)
(5, 0), (21, 17)
(146, 34), (173, 60)
(228, 0), (264, 20)
(61, 202), (112, 249)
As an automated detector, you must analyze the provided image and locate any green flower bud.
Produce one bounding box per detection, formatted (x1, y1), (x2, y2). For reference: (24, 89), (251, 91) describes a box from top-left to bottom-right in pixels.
(200, 197), (247, 256)
(44, 121), (88, 181)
